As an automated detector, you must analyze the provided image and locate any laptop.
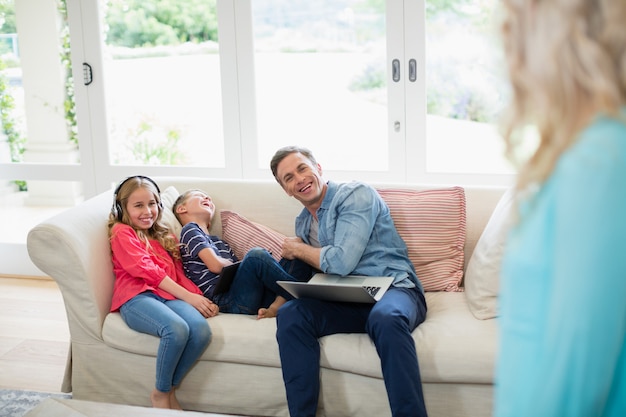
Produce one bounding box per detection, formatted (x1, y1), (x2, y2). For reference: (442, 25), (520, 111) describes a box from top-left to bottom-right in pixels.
(277, 273), (394, 304)
(213, 261), (242, 295)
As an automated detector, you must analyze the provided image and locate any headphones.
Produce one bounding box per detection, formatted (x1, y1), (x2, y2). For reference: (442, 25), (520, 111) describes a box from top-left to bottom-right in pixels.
(111, 175), (162, 221)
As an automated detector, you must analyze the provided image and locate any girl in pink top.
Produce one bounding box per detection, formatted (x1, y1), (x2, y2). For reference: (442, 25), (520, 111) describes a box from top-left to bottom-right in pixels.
(108, 176), (217, 410)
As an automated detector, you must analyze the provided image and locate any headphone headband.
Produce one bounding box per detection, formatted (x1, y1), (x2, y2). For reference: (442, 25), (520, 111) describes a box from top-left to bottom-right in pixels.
(113, 175), (161, 197)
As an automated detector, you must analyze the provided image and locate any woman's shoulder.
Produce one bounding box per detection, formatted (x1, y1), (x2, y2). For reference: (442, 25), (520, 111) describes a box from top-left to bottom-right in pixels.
(565, 115), (626, 174)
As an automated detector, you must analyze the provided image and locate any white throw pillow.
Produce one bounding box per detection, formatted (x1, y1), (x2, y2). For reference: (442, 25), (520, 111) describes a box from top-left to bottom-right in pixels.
(465, 187), (516, 320)
(159, 185), (182, 238)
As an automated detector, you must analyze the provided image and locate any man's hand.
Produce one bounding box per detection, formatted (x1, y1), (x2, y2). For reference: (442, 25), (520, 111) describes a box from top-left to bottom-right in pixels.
(282, 236), (322, 270)
(281, 236), (304, 260)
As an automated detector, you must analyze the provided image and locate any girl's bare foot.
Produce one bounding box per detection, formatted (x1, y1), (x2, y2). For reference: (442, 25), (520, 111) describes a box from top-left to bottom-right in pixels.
(169, 389), (183, 410)
(150, 388), (171, 409)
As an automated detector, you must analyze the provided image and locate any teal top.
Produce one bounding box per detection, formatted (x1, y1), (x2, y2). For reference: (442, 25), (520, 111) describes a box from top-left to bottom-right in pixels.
(495, 113), (626, 417)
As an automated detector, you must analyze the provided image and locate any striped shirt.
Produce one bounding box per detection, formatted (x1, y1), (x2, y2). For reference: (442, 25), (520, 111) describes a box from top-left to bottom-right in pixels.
(179, 222), (238, 299)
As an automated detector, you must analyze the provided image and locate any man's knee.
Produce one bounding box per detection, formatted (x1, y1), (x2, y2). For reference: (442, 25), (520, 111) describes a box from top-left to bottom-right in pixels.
(366, 307), (411, 339)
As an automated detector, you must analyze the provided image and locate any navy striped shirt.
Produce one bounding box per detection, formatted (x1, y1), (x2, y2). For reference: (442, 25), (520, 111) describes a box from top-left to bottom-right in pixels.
(179, 222), (238, 299)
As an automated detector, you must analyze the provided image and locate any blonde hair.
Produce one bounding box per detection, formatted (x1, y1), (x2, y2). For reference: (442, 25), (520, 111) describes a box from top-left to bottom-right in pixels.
(107, 176), (181, 261)
(500, 0), (626, 189)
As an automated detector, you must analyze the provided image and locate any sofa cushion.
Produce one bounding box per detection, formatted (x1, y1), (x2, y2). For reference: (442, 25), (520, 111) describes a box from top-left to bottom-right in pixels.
(221, 210), (284, 262)
(465, 187), (515, 319)
(102, 292), (495, 384)
(103, 312), (282, 368)
(319, 292), (496, 383)
(159, 185), (182, 237)
(377, 187), (466, 291)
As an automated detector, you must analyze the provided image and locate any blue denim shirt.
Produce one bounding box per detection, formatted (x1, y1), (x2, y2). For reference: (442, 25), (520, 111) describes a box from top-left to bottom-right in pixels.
(295, 181), (423, 292)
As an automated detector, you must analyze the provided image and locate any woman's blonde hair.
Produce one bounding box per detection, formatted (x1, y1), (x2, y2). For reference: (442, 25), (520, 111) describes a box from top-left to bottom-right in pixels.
(107, 176), (181, 261)
(500, 0), (626, 189)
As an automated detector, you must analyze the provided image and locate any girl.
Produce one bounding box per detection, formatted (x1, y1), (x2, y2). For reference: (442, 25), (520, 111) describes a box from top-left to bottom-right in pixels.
(108, 176), (218, 409)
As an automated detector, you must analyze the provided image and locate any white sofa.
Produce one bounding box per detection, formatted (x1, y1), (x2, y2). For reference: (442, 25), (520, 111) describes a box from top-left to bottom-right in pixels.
(27, 178), (506, 417)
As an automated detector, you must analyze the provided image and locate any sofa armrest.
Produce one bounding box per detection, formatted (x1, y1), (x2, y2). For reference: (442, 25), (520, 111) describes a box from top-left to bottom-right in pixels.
(27, 191), (115, 343)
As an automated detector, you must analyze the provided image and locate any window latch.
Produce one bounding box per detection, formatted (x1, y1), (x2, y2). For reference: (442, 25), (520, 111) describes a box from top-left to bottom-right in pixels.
(392, 59), (400, 82)
(409, 59), (417, 82)
(83, 63), (93, 85)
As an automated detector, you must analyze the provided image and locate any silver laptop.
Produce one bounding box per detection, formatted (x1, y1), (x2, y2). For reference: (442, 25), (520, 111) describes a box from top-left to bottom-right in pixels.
(277, 273), (394, 304)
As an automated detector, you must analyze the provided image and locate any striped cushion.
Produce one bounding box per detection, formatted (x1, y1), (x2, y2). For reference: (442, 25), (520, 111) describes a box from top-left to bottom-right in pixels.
(221, 210), (284, 262)
(377, 187), (466, 292)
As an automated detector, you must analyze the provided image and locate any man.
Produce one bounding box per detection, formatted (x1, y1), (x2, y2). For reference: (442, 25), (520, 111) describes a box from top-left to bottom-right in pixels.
(270, 145), (429, 417)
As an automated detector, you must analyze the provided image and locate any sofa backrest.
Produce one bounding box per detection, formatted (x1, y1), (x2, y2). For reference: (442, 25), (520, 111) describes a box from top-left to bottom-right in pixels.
(27, 177), (506, 342)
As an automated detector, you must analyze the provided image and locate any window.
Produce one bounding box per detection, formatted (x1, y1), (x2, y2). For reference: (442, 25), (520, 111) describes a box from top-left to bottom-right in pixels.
(424, 0), (513, 177)
(103, 0), (225, 167)
(250, 0), (390, 173)
(1, 0), (514, 276)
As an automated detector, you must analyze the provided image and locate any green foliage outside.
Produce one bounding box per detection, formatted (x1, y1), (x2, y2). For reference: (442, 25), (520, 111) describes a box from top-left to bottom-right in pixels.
(123, 116), (185, 165)
(0, 0), (24, 170)
(58, 0), (78, 146)
(105, 0), (218, 48)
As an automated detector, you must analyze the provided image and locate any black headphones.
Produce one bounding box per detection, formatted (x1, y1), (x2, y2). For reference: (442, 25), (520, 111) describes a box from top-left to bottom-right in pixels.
(111, 175), (162, 221)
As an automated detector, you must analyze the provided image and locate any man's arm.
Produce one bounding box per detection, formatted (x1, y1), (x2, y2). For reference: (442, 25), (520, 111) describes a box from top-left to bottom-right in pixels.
(281, 237), (321, 270)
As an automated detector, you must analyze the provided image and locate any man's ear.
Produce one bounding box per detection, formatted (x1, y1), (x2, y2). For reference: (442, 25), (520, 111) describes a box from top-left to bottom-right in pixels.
(315, 163), (323, 177)
(175, 205), (187, 214)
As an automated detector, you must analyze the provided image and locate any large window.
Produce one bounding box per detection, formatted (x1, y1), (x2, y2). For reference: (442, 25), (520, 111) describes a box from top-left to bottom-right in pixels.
(251, 0), (390, 173)
(1, 0), (514, 276)
(103, 0), (225, 167)
(424, 0), (512, 176)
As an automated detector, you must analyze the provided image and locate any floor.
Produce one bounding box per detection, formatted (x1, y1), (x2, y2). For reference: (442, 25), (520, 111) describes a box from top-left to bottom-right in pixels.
(0, 277), (69, 393)
(0, 276), (249, 417)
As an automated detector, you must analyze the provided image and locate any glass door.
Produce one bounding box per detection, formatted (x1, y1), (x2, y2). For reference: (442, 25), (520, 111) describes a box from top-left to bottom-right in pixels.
(102, 0), (225, 168)
(249, 0), (402, 179)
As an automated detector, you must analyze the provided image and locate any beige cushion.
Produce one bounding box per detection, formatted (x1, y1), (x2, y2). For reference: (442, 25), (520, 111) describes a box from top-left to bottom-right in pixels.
(378, 187), (466, 291)
(465, 187), (515, 319)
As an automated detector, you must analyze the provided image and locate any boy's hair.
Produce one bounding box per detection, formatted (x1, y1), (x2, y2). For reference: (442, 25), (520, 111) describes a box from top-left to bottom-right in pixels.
(173, 189), (207, 225)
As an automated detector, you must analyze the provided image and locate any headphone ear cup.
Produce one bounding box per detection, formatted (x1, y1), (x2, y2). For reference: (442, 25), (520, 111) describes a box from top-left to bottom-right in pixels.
(115, 202), (123, 221)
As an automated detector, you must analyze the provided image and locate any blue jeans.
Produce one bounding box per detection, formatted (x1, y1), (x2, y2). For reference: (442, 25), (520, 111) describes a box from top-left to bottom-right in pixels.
(276, 286), (428, 417)
(213, 248), (312, 314)
(120, 292), (212, 392)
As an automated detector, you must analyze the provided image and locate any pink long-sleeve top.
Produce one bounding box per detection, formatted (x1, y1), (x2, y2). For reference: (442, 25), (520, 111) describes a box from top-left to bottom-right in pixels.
(109, 222), (202, 312)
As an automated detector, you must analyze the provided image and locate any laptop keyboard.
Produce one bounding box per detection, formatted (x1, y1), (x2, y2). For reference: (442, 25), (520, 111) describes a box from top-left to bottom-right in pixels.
(363, 286), (381, 297)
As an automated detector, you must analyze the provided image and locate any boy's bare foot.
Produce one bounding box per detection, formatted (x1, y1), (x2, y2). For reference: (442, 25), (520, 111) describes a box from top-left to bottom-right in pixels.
(169, 389), (183, 410)
(150, 388), (171, 409)
(257, 296), (287, 319)
(257, 306), (279, 319)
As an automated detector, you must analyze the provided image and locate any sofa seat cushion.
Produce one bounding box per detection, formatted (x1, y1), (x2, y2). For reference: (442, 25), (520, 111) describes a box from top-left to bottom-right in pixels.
(103, 293), (496, 385)
(103, 313), (283, 367)
(319, 292), (496, 384)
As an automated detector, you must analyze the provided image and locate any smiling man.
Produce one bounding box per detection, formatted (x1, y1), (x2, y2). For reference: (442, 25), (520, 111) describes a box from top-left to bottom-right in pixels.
(270, 146), (429, 417)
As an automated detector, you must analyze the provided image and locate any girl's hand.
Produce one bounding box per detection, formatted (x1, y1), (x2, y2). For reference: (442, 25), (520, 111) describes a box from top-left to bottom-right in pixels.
(187, 293), (219, 318)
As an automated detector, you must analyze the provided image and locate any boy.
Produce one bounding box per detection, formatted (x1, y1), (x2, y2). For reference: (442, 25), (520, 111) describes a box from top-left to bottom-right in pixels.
(174, 189), (294, 319)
